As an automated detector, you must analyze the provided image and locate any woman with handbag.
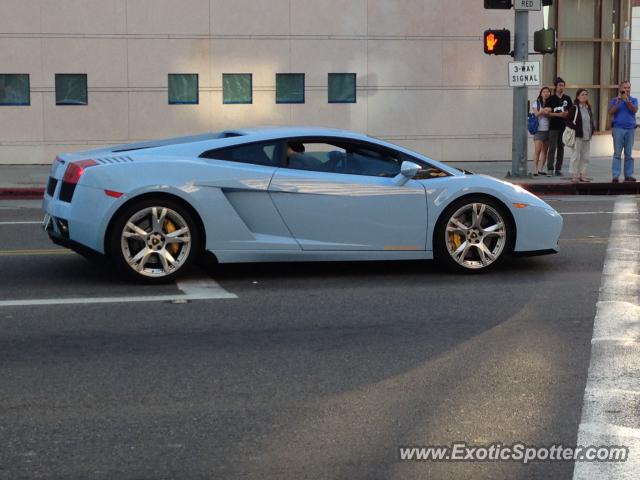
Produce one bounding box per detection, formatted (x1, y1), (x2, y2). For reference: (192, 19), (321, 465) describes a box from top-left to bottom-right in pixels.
(532, 86), (552, 176)
(565, 89), (595, 183)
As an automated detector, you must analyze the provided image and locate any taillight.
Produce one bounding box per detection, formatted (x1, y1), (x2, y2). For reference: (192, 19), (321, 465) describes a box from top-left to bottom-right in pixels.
(62, 159), (98, 185)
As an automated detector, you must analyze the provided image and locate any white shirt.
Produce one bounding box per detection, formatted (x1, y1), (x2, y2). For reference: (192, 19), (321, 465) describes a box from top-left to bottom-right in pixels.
(535, 100), (550, 131)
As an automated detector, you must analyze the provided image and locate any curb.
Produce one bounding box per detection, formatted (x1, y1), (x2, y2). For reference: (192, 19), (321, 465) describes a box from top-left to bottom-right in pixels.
(514, 181), (640, 195)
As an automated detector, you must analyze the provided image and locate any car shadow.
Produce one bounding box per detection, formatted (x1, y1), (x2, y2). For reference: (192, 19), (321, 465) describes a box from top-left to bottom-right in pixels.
(202, 254), (555, 282)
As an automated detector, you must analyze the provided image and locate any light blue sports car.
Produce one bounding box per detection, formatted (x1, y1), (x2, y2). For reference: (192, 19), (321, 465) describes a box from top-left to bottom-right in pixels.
(42, 127), (563, 282)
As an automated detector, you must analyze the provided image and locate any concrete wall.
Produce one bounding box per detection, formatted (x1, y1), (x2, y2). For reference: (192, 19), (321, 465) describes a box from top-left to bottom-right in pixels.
(0, 0), (544, 164)
(632, 6), (640, 123)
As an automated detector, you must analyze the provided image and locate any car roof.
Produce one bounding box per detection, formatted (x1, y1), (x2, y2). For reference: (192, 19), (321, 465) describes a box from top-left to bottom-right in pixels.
(61, 124), (460, 177)
(226, 126), (374, 142)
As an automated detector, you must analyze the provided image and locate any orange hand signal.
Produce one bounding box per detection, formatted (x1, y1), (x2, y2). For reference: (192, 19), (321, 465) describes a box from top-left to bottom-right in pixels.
(486, 33), (498, 52)
(483, 29), (510, 55)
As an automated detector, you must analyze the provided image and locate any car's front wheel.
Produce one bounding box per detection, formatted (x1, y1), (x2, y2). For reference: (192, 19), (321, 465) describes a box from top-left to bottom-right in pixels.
(110, 198), (200, 283)
(434, 196), (513, 272)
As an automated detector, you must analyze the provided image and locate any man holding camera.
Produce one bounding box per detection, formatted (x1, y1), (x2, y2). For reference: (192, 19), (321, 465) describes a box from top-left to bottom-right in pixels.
(608, 80), (637, 183)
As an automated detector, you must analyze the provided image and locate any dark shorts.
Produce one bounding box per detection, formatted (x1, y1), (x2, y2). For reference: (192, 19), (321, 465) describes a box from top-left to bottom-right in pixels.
(534, 130), (549, 141)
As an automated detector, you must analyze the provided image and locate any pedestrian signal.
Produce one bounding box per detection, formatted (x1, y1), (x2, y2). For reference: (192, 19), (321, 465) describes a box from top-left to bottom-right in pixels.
(484, 0), (511, 8)
(534, 28), (556, 54)
(484, 29), (511, 55)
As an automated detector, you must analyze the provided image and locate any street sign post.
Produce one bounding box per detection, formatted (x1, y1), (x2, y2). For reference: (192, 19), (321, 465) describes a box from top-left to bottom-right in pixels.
(513, 0), (541, 11)
(483, 0), (535, 177)
(508, 61), (541, 87)
(511, 10), (529, 178)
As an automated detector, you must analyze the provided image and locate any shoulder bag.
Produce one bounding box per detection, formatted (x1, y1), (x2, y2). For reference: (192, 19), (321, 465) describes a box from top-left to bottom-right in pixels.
(527, 100), (540, 134)
(562, 107), (579, 148)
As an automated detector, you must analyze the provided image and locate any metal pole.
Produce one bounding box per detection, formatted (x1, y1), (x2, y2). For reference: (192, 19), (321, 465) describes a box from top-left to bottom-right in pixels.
(511, 10), (528, 177)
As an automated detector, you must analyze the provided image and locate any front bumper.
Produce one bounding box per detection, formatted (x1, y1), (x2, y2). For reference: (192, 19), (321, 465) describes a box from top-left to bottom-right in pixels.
(513, 205), (563, 253)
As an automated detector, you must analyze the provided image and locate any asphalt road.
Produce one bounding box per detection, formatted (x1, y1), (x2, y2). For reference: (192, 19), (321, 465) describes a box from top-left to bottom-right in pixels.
(0, 197), (625, 479)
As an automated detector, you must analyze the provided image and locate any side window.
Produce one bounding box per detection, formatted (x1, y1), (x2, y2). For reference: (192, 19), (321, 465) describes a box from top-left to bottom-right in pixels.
(199, 141), (280, 167)
(348, 146), (401, 177)
(286, 141), (347, 172)
(284, 139), (403, 177)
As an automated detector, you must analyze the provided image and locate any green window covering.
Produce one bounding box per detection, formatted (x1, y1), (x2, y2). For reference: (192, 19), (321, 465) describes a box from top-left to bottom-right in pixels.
(276, 73), (305, 104)
(223, 74), (252, 104)
(0, 74), (30, 106)
(55, 74), (87, 105)
(328, 73), (356, 103)
(168, 74), (199, 104)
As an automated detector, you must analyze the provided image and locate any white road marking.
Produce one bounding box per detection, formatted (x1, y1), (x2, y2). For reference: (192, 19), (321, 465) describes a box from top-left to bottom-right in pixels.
(0, 276), (236, 307)
(559, 211), (616, 215)
(579, 422), (640, 440)
(590, 337), (638, 344)
(573, 197), (640, 480)
(586, 387), (640, 397)
(0, 248), (73, 256)
(0, 221), (42, 225)
(176, 276), (237, 299)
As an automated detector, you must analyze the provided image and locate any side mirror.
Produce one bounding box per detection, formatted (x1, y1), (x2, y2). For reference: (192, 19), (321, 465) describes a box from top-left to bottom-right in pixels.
(393, 161), (422, 186)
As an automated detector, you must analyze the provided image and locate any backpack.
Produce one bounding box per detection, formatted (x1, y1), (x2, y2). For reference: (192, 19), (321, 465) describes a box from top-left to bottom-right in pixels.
(527, 101), (539, 134)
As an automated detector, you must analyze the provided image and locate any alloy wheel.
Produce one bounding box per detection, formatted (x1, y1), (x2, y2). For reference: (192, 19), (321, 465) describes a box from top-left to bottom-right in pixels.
(120, 206), (192, 278)
(444, 202), (507, 270)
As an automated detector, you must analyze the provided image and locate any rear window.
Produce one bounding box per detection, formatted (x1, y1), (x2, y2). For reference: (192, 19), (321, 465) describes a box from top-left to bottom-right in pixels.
(199, 141), (280, 167)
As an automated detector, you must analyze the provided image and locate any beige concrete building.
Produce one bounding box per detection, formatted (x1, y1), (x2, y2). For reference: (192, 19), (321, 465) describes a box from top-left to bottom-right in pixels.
(630, 1), (640, 121)
(0, 0), (632, 165)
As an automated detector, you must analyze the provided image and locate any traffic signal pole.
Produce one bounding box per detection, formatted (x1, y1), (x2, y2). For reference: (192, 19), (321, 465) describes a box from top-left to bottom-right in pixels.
(511, 10), (528, 177)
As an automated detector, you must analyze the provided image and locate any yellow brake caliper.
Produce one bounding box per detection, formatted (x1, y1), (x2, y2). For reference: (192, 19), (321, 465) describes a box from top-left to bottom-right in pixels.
(450, 230), (463, 250)
(164, 219), (180, 255)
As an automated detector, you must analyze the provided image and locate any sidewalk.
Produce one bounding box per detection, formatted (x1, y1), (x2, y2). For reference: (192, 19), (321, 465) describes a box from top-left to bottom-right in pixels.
(1, 154), (639, 198)
(451, 153), (640, 194)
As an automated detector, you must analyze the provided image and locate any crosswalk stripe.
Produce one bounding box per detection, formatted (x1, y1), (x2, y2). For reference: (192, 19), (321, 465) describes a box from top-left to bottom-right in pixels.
(573, 197), (640, 480)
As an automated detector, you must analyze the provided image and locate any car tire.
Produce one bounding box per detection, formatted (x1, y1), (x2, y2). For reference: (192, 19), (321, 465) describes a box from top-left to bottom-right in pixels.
(109, 197), (201, 283)
(434, 195), (514, 273)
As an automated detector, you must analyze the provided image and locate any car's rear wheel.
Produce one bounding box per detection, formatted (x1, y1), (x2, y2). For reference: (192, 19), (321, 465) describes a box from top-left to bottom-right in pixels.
(434, 196), (513, 272)
(110, 198), (200, 283)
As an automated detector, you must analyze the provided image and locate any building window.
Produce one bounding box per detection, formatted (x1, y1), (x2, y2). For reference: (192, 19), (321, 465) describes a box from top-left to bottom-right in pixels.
(276, 73), (305, 104)
(55, 74), (88, 105)
(0, 74), (30, 106)
(328, 73), (356, 103)
(168, 74), (199, 105)
(223, 73), (252, 104)
(554, 0), (632, 130)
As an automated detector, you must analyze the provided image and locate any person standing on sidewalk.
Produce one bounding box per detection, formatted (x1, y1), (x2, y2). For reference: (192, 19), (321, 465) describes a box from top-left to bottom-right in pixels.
(532, 86), (552, 176)
(608, 80), (637, 183)
(566, 89), (595, 183)
(546, 77), (573, 177)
